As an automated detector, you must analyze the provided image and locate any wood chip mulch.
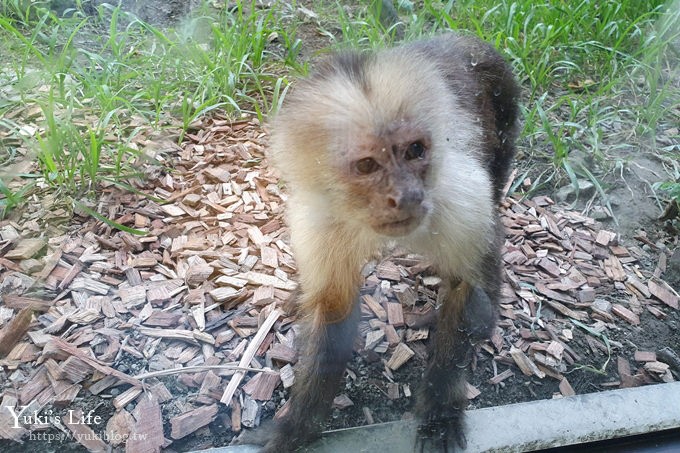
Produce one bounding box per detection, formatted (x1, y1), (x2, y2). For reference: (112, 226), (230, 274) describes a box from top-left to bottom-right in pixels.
(0, 114), (678, 451)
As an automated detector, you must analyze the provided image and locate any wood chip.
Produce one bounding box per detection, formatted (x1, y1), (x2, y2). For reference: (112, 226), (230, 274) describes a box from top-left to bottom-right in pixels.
(362, 294), (387, 321)
(365, 329), (385, 350)
(535, 282), (577, 305)
(393, 285), (417, 306)
(185, 264), (214, 287)
(465, 381), (481, 400)
(221, 309), (282, 404)
(577, 287), (595, 303)
(266, 343), (297, 364)
(537, 258), (561, 277)
(386, 383), (400, 400)
(5, 238), (47, 260)
(644, 361), (670, 374)
(376, 261), (401, 280)
(160, 204), (187, 217)
(595, 230), (614, 246)
(242, 372), (281, 400)
(488, 369), (514, 385)
(113, 387), (143, 410)
(634, 351), (657, 362)
(0, 307), (33, 357)
(545, 300), (588, 321)
(138, 327), (205, 344)
(279, 364), (295, 388)
(106, 410), (135, 447)
(626, 275), (651, 298)
(510, 346), (545, 378)
(170, 404), (219, 439)
(20, 367), (49, 404)
(559, 377), (576, 396)
(2, 295), (51, 312)
(386, 302), (404, 327)
(241, 397), (260, 428)
(647, 305), (667, 319)
(603, 255), (626, 282)
(260, 246), (279, 268)
(148, 381), (173, 404)
(51, 337), (142, 387)
(363, 407), (374, 425)
(252, 285), (275, 306)
(63, 409), (109, 452)
(205, 167), (231, 183)
(611, 304), (640, 325)
(209, 286), (246, 303)
(386, 343), (415, 370)
(214, 275), (248, 288)
(383, 324), (400, 346)
(120, 285), (147, 307)
(242, 271), (296, 290)
(230, 397), (242, 433)
(62, 356), (94, 384)
(126, 395), (164, 453)
(648, 280), (679, 309)
(546, 341), (565, 360)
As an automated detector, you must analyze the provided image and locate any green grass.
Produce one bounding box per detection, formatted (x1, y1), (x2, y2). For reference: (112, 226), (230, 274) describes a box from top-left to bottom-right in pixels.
(1, 0), (678, 224)
(0, 0), (299, 222)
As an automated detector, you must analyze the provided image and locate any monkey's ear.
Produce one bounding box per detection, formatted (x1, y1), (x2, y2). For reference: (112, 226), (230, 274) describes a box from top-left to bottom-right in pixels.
(314, 51), (371, 88)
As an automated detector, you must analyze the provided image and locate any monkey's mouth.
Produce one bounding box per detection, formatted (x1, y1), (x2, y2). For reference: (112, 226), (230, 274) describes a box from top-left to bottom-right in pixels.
(377, 216), (419, 236)
(384, 217), (414, 228)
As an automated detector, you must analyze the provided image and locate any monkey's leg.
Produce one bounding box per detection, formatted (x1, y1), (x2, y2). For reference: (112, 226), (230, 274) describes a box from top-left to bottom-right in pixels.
(230, 221), (369, 452)
(415, 281), (497, 452)
(233, 299), (360, 453)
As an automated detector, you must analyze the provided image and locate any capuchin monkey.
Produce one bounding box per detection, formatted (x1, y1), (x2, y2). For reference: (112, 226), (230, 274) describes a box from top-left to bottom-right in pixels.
(233, 33), (519, 452)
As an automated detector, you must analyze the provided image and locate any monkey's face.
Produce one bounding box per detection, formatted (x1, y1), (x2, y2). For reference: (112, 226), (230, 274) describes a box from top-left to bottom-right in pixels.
(340, 124), (433, 237)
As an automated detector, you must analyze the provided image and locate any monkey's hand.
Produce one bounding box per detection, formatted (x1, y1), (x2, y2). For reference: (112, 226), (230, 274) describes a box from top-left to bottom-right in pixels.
(463, 284), (498, 341)
(415, 408), (467, 452)
(230, 418), (319, 453)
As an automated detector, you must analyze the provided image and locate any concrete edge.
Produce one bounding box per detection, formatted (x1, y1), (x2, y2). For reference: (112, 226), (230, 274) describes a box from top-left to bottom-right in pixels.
(197, 381), (680, 453)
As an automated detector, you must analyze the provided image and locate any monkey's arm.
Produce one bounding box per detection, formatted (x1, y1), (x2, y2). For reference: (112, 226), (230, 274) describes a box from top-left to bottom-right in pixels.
(414, 215), (503, 451)
(415, 280), (498, 451)
(233, 224), (366, 453)
(238, 303), (361, 452)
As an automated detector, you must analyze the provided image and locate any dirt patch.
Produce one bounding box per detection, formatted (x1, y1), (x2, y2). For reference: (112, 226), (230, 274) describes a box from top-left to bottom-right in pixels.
(51, 0), (201, 26)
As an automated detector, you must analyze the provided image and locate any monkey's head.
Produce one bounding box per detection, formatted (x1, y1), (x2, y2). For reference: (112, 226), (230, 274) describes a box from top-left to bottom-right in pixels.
(336, 119), (434, 237)
(270, 48), (484, 239)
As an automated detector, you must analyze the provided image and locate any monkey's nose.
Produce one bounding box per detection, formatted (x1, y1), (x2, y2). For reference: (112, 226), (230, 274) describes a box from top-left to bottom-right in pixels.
(387, 190), (424, 210)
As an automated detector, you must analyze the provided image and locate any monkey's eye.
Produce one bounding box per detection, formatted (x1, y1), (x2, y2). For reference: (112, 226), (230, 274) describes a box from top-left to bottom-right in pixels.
(405, 141), (426, 160)
(355, 158), (380, 175)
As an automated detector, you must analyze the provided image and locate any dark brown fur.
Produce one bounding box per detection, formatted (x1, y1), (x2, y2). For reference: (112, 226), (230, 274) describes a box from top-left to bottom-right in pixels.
(407, 35), (520, 202)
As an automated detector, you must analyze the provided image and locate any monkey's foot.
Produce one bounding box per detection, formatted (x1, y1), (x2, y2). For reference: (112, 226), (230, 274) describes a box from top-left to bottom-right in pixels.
(230, 419), (319, 453)
(415, 410), (467, 452)
(229, 420), (283, 453)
